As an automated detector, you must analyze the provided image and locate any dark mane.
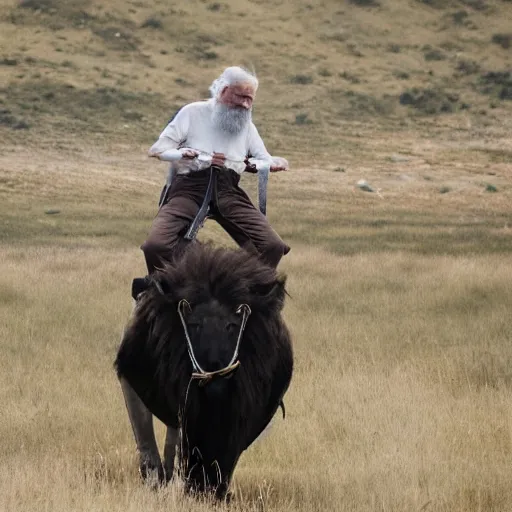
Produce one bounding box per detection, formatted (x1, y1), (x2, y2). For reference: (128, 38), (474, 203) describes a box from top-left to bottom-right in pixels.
(115, 243), (293, 452)
(154, 242), (287, 313)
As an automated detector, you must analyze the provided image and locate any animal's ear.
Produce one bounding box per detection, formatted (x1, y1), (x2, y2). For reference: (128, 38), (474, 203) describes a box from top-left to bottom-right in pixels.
(131, 277), (150, 300)
(150, 273), (172, 296)
(251, 275), (287, 310)
(131, 275), (172, 299)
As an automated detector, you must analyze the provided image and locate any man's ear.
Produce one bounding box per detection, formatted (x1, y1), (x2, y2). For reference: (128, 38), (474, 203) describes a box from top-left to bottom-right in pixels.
(219, 85), (229, 99)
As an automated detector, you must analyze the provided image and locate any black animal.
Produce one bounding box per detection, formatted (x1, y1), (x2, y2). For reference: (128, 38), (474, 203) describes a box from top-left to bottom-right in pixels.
(115, 243), (293, 499)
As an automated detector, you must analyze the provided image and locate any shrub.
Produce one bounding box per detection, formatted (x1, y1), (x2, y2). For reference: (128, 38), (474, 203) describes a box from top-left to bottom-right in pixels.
(456, 59), (480, 75)
(141, 17), (163, 29)
(424, 48), (446, 61)
(479, 71), (512, 100)
(295, 113), (312, 125)
(1, 58), (18, 66)
(318, 68), (332, 77)
(492, 33), (512, 49)
(399, 88), (465, 115)
(393, 70), (410, 80)
(451, 10), (469, 24)
(19, 0), (55, 11)
(349, 0), (380, 6)
(290, 74), (313, 85)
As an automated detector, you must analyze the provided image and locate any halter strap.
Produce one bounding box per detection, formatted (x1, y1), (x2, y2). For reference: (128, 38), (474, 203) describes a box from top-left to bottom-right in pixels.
(177, 299), (251, 385)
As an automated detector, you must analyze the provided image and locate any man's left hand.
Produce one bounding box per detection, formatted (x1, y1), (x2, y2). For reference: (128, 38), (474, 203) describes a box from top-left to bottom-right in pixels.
(270, 156), (289, 172)
(212, 152), (226, 167)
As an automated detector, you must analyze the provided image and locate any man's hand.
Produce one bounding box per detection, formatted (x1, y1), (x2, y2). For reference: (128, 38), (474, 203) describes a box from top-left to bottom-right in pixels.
(180, 148), (199, 159)
(244, 162), (258, 174)
(270, 163), (287, 172)
(211, 152), (226, 167)
(270, 156), (289, 172)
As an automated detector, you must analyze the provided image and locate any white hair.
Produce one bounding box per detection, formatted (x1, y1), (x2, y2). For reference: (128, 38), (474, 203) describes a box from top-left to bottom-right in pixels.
(209, 66), (259, 99)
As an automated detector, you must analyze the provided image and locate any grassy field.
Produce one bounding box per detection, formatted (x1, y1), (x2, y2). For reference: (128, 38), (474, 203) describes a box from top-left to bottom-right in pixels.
(2, 0), (512, 510)
(2, 138), (512, 511)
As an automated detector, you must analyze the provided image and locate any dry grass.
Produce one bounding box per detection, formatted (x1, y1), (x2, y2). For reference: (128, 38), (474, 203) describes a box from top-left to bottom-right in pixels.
(2, 0), (512, 509)
(1, 138), (512, 511)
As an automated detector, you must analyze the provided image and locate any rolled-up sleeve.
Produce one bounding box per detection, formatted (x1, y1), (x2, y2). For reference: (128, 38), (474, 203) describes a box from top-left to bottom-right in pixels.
(247, 123), (272, 173)
(148, 105), (190, 157)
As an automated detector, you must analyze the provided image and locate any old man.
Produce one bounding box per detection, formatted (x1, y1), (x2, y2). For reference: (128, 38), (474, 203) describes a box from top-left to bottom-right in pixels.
(142, 66), (290, 271)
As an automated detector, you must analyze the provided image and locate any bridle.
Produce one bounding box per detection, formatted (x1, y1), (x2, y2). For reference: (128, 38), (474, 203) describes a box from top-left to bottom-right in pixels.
(177, 299), (252, 385)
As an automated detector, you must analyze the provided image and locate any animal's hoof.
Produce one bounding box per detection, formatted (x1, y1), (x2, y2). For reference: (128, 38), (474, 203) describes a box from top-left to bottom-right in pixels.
(223, 490), (234, 504)
(139, 458), (165, 487)
(161, 462), (174, 485)
(215, 483), (232, 502)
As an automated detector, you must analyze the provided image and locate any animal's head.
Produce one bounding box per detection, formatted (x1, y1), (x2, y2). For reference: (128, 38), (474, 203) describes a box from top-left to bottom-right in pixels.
(137, 244), (287, 377)
(176, 299), (250, 373)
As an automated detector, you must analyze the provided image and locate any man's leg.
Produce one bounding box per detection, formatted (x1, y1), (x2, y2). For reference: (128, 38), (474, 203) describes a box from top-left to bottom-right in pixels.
(215, 173), (290, 268)
(142, 171), (212, 273)
(141, 196), (201, 273)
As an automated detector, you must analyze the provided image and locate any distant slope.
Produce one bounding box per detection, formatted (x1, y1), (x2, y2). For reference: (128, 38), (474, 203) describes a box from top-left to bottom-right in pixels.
(1, 0), (511, 161)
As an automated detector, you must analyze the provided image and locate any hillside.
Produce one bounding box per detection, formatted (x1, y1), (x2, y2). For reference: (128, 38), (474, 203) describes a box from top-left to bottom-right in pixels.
(1, 0), (512, 164)
(3, 2), (512, 511)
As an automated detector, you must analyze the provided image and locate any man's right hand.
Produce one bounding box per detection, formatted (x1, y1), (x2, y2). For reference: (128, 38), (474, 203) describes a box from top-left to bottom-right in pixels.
(180, 148), (199, 159)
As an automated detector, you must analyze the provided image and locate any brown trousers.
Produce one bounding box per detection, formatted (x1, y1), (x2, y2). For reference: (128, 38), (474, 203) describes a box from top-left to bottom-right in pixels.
(141, 167), (290, 273)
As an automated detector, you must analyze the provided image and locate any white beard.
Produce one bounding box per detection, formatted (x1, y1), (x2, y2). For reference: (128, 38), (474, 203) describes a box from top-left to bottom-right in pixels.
(212, 102), (251, 135)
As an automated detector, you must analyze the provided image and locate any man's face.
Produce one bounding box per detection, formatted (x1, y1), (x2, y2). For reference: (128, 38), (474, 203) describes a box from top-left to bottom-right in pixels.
(212, 82), (255, 135)
(218, 83), (255, 110)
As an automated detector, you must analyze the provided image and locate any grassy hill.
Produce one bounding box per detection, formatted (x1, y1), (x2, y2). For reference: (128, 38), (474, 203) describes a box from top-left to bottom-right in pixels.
(1, 0), (512, 163)
(3, 2), (512, 511)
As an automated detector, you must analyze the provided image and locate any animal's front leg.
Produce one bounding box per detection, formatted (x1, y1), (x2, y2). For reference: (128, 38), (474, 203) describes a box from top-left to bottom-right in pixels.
(163, 426), (178, 483)
(214, 453), (240, 501)
(119, 377), (164, 484)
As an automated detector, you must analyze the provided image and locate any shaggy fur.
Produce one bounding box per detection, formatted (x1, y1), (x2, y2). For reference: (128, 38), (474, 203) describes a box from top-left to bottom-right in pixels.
(115, 243), (293, 497)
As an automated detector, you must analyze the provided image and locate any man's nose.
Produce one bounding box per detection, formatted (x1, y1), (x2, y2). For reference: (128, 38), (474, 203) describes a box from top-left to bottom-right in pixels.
(239, 98), (252, 109)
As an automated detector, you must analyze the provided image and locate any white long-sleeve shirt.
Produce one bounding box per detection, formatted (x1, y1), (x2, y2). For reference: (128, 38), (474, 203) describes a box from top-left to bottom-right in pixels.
(149, 99), (272, 175)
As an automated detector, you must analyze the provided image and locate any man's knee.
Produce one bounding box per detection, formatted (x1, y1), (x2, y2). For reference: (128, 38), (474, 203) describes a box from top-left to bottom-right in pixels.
(260, 239), (290, 268)
(141, 239), (167, 260)
(141, 236), (193, 273)
(141, 238), (173, 273)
